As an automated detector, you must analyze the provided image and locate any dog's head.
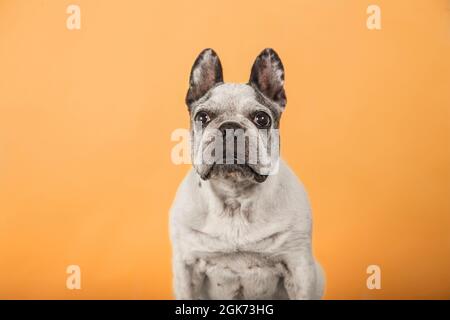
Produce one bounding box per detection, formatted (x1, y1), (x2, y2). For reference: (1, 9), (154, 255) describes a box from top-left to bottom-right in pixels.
(186, 48), (286, 184)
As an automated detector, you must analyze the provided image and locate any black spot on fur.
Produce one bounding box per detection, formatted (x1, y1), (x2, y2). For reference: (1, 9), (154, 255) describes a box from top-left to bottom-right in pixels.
(234, 283), (244, 299)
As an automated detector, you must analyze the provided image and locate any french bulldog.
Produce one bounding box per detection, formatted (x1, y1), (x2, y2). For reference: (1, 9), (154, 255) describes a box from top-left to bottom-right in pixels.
(169, 48), (324, 300)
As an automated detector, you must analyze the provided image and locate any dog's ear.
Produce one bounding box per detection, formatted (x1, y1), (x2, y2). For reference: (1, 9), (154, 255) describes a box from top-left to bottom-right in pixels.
(186, 49), (223, 108)
(249, 48), (286, 108)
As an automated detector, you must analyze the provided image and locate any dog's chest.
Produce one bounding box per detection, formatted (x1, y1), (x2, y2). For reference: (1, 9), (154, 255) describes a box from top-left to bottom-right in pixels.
(196, 200), (289, 253)
(194, 253), (287, 300)
(189, 200), (291, 299)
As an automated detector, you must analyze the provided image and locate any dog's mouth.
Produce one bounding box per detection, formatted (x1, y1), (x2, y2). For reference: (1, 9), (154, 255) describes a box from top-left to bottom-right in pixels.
(202, 162), (268, 183)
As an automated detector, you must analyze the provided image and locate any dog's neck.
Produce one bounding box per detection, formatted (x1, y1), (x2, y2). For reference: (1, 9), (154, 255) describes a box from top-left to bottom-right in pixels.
(208, 176), (260, 200)
(200, 172), (279, 220)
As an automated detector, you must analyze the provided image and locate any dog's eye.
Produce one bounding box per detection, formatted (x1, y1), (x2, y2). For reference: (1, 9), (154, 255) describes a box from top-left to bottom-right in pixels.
(194, 111), (211, 125)
(253, 111), (271, 128)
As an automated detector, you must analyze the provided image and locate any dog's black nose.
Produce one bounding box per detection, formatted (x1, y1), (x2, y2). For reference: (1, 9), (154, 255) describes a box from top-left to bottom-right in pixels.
(219, 122), (246, 164)
(219, 122), (244, 137)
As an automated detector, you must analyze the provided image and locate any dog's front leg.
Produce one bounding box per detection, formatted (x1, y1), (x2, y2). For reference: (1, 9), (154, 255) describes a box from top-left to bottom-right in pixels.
(173, 254), (205, 300)
(173, 255), (194, 299)
(282, 250), (317, 300)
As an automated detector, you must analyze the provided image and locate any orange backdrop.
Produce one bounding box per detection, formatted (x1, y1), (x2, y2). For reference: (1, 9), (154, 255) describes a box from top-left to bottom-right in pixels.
(0, 0), (449, 299)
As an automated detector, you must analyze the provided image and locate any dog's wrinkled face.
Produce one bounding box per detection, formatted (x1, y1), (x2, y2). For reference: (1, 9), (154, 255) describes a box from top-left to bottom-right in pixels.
(186, 48), (287, 184)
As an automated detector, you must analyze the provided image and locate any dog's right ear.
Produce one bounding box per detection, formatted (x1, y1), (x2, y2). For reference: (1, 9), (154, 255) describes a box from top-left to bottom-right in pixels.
(186, 49), (223, 108)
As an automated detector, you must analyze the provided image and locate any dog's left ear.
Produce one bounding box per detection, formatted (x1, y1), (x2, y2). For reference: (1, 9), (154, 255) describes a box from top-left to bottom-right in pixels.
(249, 48), (286, 108)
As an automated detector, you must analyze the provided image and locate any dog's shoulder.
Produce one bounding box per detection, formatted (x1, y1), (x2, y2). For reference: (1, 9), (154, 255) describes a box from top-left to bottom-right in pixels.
(271, 159), (312, 228)
(275, 159), (310, 205)
(170, 168), (219, 236)
(169, 169), (202, 225)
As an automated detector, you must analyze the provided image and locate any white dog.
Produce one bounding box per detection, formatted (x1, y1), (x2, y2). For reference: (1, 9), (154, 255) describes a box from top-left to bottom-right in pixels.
(170, 48), (324, 299)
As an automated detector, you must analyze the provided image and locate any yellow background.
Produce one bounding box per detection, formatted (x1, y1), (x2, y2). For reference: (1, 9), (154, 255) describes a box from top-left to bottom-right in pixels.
(0, 0), (449, 299)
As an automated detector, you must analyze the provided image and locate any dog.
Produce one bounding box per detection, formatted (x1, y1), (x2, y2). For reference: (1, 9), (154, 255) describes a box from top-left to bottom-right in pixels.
(170, 48), (324, 299)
